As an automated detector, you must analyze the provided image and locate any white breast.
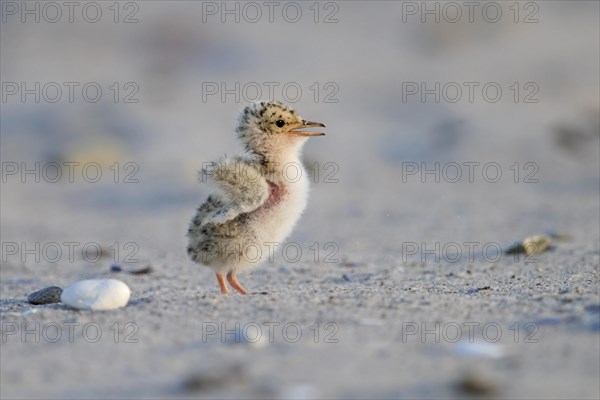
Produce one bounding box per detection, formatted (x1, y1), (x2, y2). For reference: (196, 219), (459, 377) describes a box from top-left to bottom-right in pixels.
(251, 167), (309, 245)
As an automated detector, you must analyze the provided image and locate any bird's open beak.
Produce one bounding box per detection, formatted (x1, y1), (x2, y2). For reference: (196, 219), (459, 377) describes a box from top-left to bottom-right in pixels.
(287, 120), (326, 137)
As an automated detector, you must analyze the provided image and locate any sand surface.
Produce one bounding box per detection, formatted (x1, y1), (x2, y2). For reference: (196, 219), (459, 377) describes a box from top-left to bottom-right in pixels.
(1, 2), (599, 398)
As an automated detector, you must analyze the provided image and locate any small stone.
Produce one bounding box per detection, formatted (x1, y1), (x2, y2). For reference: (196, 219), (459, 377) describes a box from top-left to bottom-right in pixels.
(112, 264), (152, 274)
(183, 364), (245, 392)
(522, 234), (552, 256)
(342, 273), (373, 282)
(110, 264), (122, 272)
(554, 124), (596, 153)
(61, 279), (131, 310)
(456, 371), (498, 396)
(27, 286), (63, 305)
(504, 242), (525, 254)
(453, 341), (505, 359)
(464, 286), (491, 295)
(128, 265), (153, 275)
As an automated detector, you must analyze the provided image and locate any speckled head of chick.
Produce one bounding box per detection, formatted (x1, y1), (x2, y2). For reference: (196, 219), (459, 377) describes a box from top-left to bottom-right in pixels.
(236, 101), (325, 159)
(187, 101), (325, 295)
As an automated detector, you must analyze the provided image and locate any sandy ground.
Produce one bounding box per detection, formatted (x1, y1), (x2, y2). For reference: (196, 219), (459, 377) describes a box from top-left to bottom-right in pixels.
(1, 1), (599, 399)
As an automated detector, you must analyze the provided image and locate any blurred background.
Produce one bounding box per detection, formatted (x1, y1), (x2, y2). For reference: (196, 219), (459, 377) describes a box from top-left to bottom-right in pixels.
(1, 1), (599, 398)
(2, 1), (598, 257)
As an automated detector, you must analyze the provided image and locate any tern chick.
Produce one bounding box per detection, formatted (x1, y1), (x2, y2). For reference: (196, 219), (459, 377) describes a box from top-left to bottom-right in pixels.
(187, 101), (326, 294)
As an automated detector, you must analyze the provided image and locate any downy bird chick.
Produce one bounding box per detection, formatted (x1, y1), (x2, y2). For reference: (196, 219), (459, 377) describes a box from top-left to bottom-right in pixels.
(187, 101), (326, 294)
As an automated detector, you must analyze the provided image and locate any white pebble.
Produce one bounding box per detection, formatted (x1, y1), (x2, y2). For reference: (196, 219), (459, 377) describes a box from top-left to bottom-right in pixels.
(453, 341), (505, 359)
(61, 279), (131, 310)
(522, 234), (552, 256)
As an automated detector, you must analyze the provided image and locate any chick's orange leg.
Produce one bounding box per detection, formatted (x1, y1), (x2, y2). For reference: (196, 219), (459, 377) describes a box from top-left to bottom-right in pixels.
(216, 273), (229, 294)
(226, 272), (249, 295)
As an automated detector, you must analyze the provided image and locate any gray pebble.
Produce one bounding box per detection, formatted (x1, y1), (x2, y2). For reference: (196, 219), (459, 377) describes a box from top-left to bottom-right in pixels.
(183, 364), (245, 392)
(128, 265), (153, 275)
(456, 371), (498, 396)
(27, 286), (63, 305)
(110, 264), (122, 272)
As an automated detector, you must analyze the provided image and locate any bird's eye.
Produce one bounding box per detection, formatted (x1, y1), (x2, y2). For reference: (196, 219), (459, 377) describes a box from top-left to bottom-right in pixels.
(275, 120), (285, 128)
